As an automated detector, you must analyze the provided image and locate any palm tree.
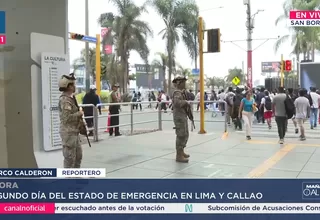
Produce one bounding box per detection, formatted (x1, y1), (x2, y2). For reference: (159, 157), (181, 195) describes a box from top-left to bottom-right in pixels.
(72, 47), (106, 82)
(176, 64), (192, 77)
(98, 0), (153, 93)
(152, 52), (168, 92)
(225, 67), (245, 85)
(151, 0), (199, 95)
(275, 0), (320, 63)
(206, 76), (226, 88)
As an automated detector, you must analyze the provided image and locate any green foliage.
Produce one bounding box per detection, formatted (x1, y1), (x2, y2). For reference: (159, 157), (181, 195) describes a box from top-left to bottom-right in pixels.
(75, 90), (111, 104)
(75, 92), (85, 104)
(225, 67), (246, 85)
(151, 0), (199, 94)
(206, 76), (226, 88)
(275, 0), (320, 62)
(100, 90), (111, 103)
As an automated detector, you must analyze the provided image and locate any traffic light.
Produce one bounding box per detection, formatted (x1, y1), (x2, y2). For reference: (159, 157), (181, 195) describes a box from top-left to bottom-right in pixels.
(285, 60), (292, 71)
(207, 28), (220, 53)
(70, 33), (84, 40)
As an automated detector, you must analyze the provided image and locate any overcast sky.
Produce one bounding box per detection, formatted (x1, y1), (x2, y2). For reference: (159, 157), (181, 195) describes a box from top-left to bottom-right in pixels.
(68, 0), (303, 85)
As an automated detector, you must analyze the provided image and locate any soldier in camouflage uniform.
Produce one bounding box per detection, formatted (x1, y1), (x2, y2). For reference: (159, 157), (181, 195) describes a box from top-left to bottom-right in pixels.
(58, 73), (83, 168)
(172, 75), (190, 163)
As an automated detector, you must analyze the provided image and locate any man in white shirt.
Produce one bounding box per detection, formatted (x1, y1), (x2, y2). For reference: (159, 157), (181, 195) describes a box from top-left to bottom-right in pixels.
(160, 91), (168, 113)
(218, 89), (226, 116)
(295, 89), (310, 140)
(195, 90), (200, 111)
(309, 87), (320, 129)
(225, 87), (235, 126)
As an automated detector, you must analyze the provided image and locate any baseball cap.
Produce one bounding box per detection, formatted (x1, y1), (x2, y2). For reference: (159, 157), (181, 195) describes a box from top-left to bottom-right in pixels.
(90, 85), (97, 90)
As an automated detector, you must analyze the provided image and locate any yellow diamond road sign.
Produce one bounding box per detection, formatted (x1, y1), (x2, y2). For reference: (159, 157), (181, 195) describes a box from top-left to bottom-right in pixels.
(232, 76), (240, 85)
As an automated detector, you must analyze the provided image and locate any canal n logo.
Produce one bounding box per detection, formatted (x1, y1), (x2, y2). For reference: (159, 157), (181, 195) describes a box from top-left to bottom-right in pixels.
(185, 204), (193, 213)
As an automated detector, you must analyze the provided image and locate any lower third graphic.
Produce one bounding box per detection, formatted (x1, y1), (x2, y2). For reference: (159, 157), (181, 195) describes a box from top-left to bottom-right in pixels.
(185, 204), (193, 213)
(302, 182), (320, 199)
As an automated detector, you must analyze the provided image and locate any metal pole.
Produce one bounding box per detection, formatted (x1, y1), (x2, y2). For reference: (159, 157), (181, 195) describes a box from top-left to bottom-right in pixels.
(242, 61), (244, 75)
(158, 101), (162, 130)
(85, 0), (90, 92)
(246, 0), (253, 89)
(280, 54), (284, 87)
(194, 32), (199, 92)
(95, 34), (101, 96)
(93, 106), (99, 141)
(130, 103), (133, 135)
(198, 17), (206, 134)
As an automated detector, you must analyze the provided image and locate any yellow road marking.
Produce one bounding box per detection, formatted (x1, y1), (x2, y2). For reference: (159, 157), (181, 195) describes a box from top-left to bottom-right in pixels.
(246, 144), (296, 178)
(246, 140), (320, 147)
(221, 132), (228, 140)
(245, 140), (279, 145)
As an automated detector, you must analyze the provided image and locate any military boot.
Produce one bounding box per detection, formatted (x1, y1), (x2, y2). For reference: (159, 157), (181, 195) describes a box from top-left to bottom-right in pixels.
(182, 148), (190, 158)
(176, 149), (189, 163)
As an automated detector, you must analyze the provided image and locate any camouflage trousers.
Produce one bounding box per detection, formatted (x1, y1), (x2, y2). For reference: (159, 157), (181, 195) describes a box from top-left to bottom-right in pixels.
(173, 117), (189, 150)
(60, 133), (82, 168)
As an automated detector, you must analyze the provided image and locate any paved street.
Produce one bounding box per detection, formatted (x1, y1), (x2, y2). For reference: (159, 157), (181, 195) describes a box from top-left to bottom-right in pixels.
(33, 103), (320, 178)
(235, 120), (320, 139)
(35, 120), (320, 178)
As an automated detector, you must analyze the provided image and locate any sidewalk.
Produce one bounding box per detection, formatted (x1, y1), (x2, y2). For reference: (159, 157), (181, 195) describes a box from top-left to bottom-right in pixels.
(35, 130), (320, 178)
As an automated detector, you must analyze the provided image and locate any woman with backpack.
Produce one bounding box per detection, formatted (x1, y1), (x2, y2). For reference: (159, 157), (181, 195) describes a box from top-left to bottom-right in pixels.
(260, 90), (273, 129)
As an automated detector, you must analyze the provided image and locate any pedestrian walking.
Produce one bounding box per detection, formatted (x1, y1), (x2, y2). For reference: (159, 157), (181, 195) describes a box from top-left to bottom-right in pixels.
(272, 87), (289, 144)
(260, 90), (272, 129)
(294, 89), (311, 140)
(238, 90), (255, 140)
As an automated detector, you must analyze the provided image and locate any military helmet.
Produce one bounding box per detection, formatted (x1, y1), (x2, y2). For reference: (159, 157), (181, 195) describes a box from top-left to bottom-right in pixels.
(58, 73), (76, 90)
(172, 75), (187, 83)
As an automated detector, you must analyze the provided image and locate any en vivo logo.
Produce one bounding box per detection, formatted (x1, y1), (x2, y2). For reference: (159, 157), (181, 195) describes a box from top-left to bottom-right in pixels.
(289, 10), (320, 26)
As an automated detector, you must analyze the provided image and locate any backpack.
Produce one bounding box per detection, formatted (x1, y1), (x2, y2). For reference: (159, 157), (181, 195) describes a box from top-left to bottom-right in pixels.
(132, 93), (137, 102)
(234, 94), (243, 106)
(188, 92), (195, 101)
(264, 96), (272, 111)
(284, 95), (295, 119)
(307, 94), (313, 107)
(226, 93), (234, 106)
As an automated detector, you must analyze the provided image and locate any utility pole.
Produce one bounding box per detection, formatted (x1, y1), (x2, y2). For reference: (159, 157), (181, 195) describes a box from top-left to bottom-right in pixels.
(85, 0), (90, 92)
(245, 0), (253, 89)
(198, 17), (205, 134)
(194, 32), (198, 92)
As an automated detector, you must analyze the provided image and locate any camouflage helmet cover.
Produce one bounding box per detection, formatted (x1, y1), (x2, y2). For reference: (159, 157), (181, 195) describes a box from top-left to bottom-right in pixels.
(172, 75), (187, 83)
(58, 73), (76, 89)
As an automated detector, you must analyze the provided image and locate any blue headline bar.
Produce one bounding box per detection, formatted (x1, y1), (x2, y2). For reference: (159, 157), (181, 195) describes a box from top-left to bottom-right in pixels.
(0, 11), (6, 34)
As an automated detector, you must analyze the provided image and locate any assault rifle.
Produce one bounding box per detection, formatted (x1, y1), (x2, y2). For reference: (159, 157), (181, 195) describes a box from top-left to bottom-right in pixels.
(73, 96), (92, 147)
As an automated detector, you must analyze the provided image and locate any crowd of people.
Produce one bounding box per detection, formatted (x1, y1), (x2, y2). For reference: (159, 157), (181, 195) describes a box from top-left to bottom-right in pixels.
(221, 86), (320, 144)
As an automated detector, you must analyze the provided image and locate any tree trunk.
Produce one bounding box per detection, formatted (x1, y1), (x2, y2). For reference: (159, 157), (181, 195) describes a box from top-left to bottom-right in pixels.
(167, 32), (173, 95)
(162, 66), (167, 92)
(312, 42), (315, 62)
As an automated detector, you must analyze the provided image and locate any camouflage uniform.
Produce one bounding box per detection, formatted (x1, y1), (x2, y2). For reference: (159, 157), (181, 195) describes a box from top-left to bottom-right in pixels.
(172, 76), (190, 163)
(58, 75), (83, 168)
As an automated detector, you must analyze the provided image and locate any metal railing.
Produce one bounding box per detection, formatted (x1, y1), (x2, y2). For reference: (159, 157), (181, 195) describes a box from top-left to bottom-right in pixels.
(79, 100), (228, 142)
(159, 100), (228, 132)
